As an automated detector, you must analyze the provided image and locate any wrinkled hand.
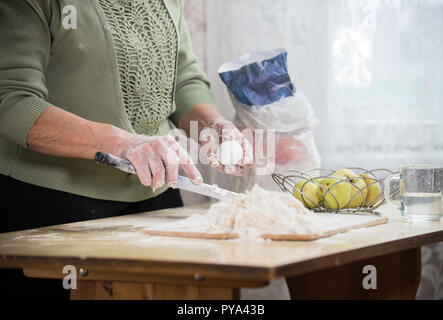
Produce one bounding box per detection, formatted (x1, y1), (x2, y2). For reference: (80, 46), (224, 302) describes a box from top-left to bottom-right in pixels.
(200, 120), (253, 176)
(119, 134), (202, 190)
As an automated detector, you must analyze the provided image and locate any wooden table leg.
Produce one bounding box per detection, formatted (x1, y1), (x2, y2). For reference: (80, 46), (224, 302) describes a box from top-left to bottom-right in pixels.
(286, 247), (422, 300)
(70, 280), (240, 300)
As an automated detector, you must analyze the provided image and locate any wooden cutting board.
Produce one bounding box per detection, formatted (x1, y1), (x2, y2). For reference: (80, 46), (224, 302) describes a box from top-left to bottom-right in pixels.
(141, 214), (388, 241)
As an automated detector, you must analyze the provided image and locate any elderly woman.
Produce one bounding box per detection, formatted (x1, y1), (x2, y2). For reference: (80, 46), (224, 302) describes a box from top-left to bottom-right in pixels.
(0, 0), (253, 299)
(0, 0), (253, 234)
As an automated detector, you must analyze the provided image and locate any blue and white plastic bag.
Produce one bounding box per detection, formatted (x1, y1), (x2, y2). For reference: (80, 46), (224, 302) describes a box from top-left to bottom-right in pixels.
(218, 48), (321, 192)
(219, 48), (294, 106)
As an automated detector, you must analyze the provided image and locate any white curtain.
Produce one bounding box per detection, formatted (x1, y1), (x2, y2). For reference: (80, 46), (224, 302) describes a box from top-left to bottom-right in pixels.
(206, 0), (443, 170)
(185, 0), (443, 299)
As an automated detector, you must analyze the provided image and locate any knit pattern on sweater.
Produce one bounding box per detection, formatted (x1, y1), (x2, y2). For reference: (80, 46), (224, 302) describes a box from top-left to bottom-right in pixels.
(99, 0), (177, 135)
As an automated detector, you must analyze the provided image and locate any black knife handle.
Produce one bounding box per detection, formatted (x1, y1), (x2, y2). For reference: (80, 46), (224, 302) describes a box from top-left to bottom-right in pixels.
(94, 151), (136, 175)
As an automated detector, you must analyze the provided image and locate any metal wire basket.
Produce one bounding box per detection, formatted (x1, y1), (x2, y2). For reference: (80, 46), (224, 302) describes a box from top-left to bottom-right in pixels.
(272, 168), (399, 214)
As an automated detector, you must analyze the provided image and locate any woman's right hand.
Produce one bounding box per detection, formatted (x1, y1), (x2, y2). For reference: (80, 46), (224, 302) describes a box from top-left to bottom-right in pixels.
(26, 106), (202, 190)
(110, 133), (203, 190)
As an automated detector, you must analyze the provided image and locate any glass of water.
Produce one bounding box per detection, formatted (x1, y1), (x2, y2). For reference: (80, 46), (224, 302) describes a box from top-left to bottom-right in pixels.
(384, 165), (442, 221)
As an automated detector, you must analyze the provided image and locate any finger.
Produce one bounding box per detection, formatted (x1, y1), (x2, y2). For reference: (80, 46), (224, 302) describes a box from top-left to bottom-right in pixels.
(214, 164), (245, 177)
(221, 127), (236, 140)
(207, 149), (220, 168)
(224, 165), (245, 176)
(172, 143), (203, 185)
(223, 165), (236, 175)
(213, 120), (236, 138)
(205, 135), (220, 167)
(162, 148), (180, 188)
(164, 134), (179, 146)
(148, 156), (166, 190)
(126, 152), (152, 187)
(231, 165), (246, 177)
(239, 136), (254, 166)
(179, 152), (203, 185)
(214, 164), (226, 175)
(200, 128), (220, 167)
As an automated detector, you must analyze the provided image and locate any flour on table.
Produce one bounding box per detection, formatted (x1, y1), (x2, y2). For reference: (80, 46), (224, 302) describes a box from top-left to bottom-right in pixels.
(153, 185), (329, 241)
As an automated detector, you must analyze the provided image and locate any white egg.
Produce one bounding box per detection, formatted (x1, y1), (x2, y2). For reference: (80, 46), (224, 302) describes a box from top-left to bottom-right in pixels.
(217, 140), (243, 165)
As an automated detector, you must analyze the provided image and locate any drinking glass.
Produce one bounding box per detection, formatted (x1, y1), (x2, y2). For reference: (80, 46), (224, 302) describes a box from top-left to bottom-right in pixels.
(384, 165), (442, 221)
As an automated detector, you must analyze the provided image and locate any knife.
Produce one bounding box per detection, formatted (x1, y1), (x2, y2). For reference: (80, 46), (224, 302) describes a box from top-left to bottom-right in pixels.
(94, 151), (239, 201)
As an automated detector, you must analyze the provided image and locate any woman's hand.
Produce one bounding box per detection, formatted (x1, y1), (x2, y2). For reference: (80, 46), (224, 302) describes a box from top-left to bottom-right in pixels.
(117, 134), (203, 190)
(200, 120), (254, 176)
(180, 103), (254, 177)
(26, 106), (202, 190)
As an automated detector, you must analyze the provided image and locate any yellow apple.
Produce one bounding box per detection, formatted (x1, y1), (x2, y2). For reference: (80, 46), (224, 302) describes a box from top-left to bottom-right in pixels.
(332, 169), (368, 208)
(293, 179), (322, 209)
(359, 173), (382, 207)
(317, 175), (352, 210)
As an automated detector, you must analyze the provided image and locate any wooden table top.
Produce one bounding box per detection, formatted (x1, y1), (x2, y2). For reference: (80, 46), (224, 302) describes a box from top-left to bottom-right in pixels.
(0, 204), (442, 282)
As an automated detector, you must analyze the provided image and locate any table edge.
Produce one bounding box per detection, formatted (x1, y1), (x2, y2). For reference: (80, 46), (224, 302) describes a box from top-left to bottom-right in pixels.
(1, 229), (442, 281)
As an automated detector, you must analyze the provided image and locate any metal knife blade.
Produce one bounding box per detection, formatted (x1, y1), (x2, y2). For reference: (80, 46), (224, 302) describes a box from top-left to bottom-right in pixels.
(94, 151), (238, 201)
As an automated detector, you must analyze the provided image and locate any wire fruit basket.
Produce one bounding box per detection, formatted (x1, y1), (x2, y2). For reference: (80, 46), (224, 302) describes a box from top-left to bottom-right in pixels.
(272, 168), (398, 214)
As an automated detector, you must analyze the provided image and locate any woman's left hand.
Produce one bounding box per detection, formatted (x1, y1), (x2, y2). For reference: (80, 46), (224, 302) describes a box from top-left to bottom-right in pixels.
(200, 120), (253, 176)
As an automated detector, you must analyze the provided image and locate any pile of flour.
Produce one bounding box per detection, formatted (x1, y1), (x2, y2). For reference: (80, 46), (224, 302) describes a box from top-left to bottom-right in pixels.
(169, 185), (325, 241)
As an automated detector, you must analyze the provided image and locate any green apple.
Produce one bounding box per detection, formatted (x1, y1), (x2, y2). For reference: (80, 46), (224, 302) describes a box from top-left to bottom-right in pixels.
(359, 173), (382, 207)
(332, 169), (368, 208)
(317, 175), (352, 210)
(293, 179), (322, 209)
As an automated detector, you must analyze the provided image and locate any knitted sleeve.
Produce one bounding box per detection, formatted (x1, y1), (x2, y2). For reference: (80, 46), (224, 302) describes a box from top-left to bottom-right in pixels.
(169, 0), (217, 128)
(0, 0), (54, 147)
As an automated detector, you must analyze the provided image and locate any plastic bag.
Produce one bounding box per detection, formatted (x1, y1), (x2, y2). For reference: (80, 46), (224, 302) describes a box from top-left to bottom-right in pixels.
(218, 49), (321, 192)
(219, 48), (294, 106)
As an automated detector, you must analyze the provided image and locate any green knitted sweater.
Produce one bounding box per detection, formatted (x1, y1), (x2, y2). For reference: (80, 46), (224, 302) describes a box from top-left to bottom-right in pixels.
(0, 0), (216, 202)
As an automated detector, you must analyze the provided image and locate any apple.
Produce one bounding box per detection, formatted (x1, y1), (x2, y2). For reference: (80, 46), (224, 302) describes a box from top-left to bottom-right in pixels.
(317, 175), (352, 210)
(359, 173), (382, 207)
(293, 179), (322, 209)
(332, 169), (368, 208)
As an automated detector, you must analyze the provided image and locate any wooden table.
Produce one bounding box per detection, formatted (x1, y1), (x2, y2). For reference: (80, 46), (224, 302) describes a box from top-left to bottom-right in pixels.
(0, 204), (442, 300)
